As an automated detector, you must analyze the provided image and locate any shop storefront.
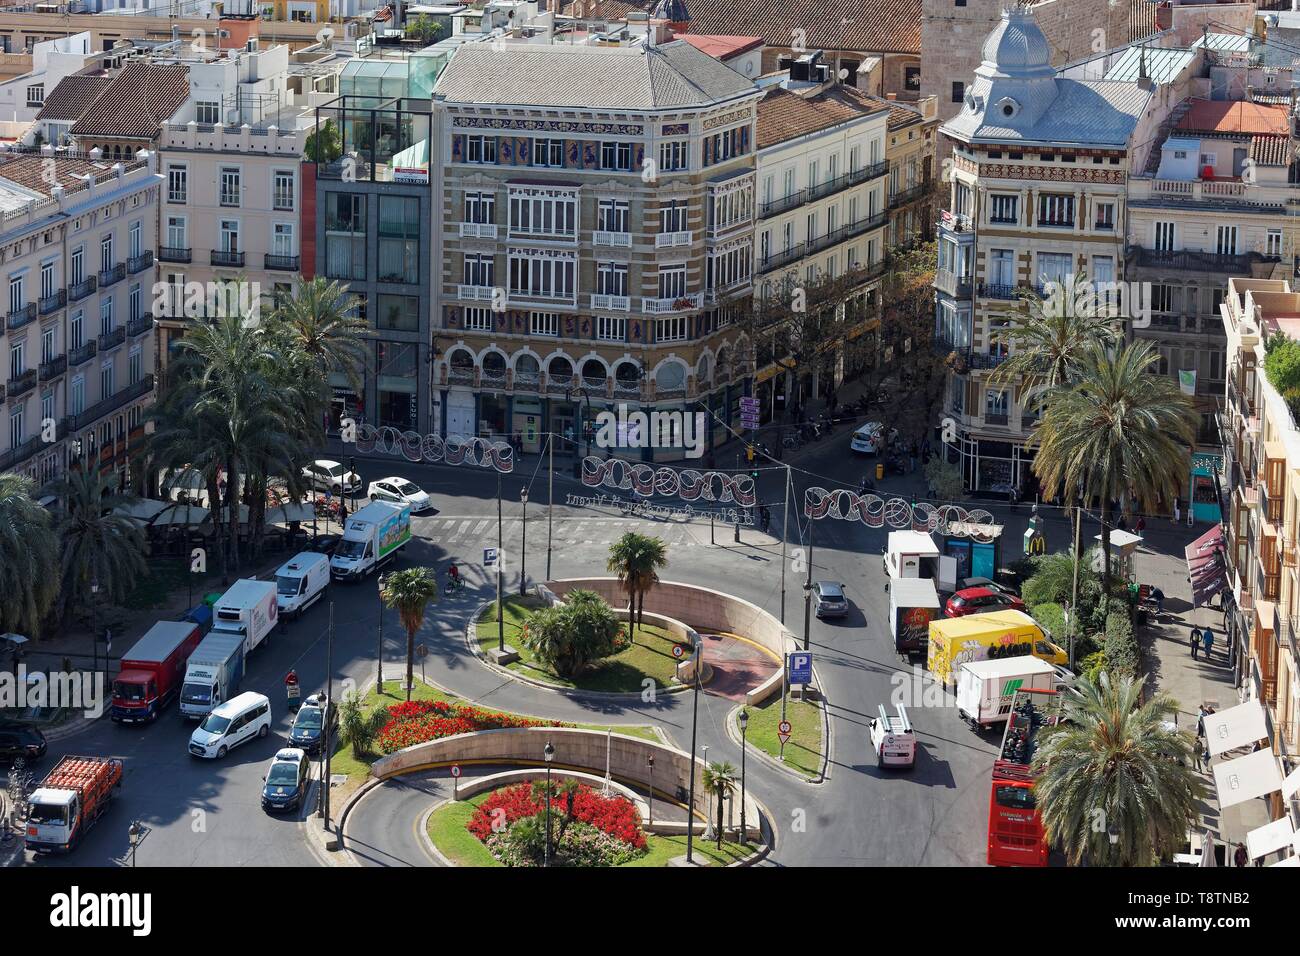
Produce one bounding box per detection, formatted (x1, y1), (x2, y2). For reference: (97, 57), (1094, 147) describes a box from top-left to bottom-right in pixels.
(1190, 451), (1223, 524)
(445, 389), (475, 439)
(511, 397), (544, 454)
(376, 342), (419, 431)
(480, 394), (508, 439)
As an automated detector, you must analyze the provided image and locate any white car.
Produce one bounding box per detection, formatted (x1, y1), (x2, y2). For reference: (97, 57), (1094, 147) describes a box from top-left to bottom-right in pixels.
(368, 476), (432, 512)
(302, 459), (361, 495)
(850, 422), (897, 455)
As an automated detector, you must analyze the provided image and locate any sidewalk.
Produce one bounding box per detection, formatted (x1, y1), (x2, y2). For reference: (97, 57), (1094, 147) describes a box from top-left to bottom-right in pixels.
(1135, 540), (1270, 859)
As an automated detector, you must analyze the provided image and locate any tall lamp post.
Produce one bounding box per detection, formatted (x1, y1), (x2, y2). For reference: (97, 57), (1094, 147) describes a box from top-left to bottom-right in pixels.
(647, 754), (655, 827)
(519, 485), (529, 596)
(802, 517), (814, 651)
(543, 741), (555, 867)
(738, 709), (749, 845)
(496, 470), (504, 653)
(686, 635), (702, 864)
(376, 573), (387, 694)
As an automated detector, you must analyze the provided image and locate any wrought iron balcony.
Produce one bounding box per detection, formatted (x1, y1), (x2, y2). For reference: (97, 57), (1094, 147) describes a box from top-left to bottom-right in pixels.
(6, 302), (36, 330)
(68, 340), (97, 366)
(158, 246), (192, 264)
(39, 290), (66, 315)
(210, 250), (245, 268)
(7, 367), (37, 397)
(64, 374), (154, 432)
(1128, 245), (1256, 274)
(98, 326), (126, 351)
(68, 276), (97, 301)
(98, 263), (125, 288)
(889, 183), (929, 208)
(128, 251), (154, 274)
(127, 314), (153, 338)
(934, 269), (973, 298)
(977, 283), (1021, 300)
(39, 355), (67, 381)
(264, 254), (300, 272)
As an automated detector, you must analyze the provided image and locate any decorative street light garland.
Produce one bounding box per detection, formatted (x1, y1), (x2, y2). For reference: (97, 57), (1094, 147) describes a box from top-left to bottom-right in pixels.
(353, 424), (515, 473)
(580, 456), (757, 508)
(804, 487), (999, 540)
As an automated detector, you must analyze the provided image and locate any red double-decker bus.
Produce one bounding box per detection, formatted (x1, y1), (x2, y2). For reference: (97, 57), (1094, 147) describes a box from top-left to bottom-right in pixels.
(987, 687), (1062, 867)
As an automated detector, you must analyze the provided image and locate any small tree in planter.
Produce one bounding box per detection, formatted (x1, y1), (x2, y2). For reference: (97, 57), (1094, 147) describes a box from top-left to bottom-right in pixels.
(380, 567), (439, 701)
(520, 589), (624, 679)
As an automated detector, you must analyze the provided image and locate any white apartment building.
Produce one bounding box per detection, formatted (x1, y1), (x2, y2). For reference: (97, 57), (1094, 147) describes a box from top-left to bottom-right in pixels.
(0, 33), (95, 127)
(0, 146), (161, 487)
(156, 39), (333, 356)
(752, 78), (891, 417)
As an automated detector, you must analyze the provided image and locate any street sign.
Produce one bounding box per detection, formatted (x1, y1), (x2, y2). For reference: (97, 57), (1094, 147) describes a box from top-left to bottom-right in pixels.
(449, 764), (462, 778)
(483, 547), (497, 567)
(671, 644), (685, 659)
(789, 652), (812, 685)
(740, 397), (759, 412)
(778, 720), (792, 744)
(417, 642), (427, 659)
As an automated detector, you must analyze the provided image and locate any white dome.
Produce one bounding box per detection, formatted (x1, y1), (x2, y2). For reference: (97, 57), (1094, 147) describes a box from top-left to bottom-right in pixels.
(979, 7), (1054, 77)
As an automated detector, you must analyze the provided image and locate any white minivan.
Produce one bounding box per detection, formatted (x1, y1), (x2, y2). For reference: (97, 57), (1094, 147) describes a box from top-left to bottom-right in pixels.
(275, 552), (330, 619)
(189, 691), (271, 759)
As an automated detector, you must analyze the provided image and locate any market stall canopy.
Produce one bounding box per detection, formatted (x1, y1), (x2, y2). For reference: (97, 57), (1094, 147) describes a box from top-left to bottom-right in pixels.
(150, 503), (211, 527)
(1246, 815), (1295, 860)
(113, 498), (171, 523)
(266, 501), (316, 526)
(1212, 748), (1284, 809)
(1185, 524), (1227, 608)
(1204, 699), (1269, 757)
(218, 504), (251, 525)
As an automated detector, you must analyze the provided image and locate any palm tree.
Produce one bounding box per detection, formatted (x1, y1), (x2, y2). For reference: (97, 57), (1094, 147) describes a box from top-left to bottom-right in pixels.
(1031, 340), (1197, 597)
(273, 277), (367, 396)
(337, 691), (390, 759)
(1033, 672), (1204, 866)
(605, 532), (668, 635)
(702, 761), (738, 849)
(380, 567), (439, 701)
(46, 467), (148, 625)
(0, 472), (60, 637)
(987, 270), (1121, 415)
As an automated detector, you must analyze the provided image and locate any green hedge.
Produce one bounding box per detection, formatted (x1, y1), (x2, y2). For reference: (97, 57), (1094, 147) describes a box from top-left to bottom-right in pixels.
(1102, 612), (1139, 679)
(1030, 602), (1065, 644)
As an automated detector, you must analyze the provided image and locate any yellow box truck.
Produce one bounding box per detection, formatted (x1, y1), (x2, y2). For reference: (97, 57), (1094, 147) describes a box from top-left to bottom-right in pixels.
(927, 610), (1044, 688)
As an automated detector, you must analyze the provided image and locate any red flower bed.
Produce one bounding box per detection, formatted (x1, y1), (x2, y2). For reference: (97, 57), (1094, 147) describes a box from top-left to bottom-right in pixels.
(467, 782), (646, 850)
(375, 699), (570, 753)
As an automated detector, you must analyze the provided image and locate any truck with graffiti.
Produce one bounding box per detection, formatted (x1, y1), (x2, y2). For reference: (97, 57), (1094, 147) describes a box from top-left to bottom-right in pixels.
(927, 610), (1044, 689)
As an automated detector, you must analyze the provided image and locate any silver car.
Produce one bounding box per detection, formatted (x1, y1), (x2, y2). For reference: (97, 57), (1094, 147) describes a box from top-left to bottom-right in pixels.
(814, 581), (849, 619)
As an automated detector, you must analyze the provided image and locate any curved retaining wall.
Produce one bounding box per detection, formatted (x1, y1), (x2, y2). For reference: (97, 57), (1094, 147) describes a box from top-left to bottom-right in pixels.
(546, 578), (796, 705)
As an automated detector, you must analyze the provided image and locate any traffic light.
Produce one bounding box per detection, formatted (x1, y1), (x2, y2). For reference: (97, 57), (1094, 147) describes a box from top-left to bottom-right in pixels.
(745, 444), (755, 463)
(750, 468), (760, 482)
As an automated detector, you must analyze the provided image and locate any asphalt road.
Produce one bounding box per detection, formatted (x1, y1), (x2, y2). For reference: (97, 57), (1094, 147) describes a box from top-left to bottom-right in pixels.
(7, 420), (1117, 868)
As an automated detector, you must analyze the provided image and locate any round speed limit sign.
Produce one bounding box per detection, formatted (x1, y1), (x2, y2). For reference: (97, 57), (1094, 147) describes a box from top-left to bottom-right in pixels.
(449, 765), (462, 779)
(778, 720), (792, 736)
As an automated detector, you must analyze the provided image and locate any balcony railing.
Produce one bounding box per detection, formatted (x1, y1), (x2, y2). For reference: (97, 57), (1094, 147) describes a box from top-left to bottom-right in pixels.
(593, 230), (632, 247)
(459, 222), (498, 240)
(68, 340), (97, 366)
(39, 290), (66, 315)
(68, 275), (97, 301)
(642, 293), (703, 314)
(6, 302), (36, 330)
(98, 263), (125, 288)
(984, 411), (1009, 426)
(977, 283), (1022, 300)
(448, 366), (474, 385)
(39, 355), (67, 381)
(127, 314), (153, 338)
(65, 374), (154, 432)
(458, 285), (495, 302)
(759, 191), (806, 219)
(7, 368), (37, 398)
(98, 326), (126, 351)
(934, 269), (973, 298)
(158, 246), (192, 264)
(889, 182), (929, 208)
(590, 293), (630, 312)
(127, 251), (153, 274)
(0, 427), (65, 472)
(264, 254), (300, 272)
(1128, 246), (1256, 274)
(210, 250), (245, 268)
(655, 231), (692, 249)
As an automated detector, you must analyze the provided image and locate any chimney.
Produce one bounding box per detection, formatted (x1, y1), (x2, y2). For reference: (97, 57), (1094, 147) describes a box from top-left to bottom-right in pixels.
(885, 92), (896, 100)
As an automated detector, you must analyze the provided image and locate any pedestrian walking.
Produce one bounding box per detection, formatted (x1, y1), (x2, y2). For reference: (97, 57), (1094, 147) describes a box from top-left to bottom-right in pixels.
(1234, 842), (1249, 868)
(1201, 742), (1212, 771)
(1136, 515), (1146, 534)
(1151, 585), (1164, 614)
(1202, 626), (1215, 661)
(1190, 625), (1201, 659)
(1117, 513), (1128, 532)
(1196, 704), (1208, 740)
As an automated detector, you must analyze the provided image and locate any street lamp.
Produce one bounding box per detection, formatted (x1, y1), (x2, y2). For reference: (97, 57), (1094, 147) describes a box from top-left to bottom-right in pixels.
(738, 709), (749, 846)
(128, 820), (142, 867)
(686, 635), (702, 864)
(90, 580), (100, 677)
(802, 576), (813, 653)
(543, 741), (555, 868)
(377, 573), (387, 696)
(519, 485), (529, 596)
(647, 754), (655, 827)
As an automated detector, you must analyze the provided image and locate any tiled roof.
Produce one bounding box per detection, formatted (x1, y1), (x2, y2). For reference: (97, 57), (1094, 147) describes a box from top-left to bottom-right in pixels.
(1250, 135), (1291, 167)
(676, 34), (764, 60)
(0, 154), (123, 198)
(556, 0), (921, 54)
(1177, 98), (1290, 137)
(68, 61), (190, 141)
(861, 95), (926, 131)
(434, 39), (756, 109)
(756, 85), (889, 150)
(35, 74), (112, 122)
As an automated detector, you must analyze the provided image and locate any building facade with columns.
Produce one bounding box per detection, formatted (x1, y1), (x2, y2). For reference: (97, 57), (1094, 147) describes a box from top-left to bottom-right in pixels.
(934, 6), (1151, 493)
(430, 31), (761, 458)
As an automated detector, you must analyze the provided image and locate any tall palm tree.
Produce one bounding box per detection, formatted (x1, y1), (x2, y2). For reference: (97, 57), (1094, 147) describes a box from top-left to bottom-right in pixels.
(380, 567), (439, 701)
(0, 472), (60, 637)
(606, 532), (668, 634)
(273, 277), (367, 396)
(1031, 339), (1197, 596)
(987, 270), (1121, 415)
(702, 761), (738, 849)
(1033, 672), (1204, 866)
(46, 466), (148, 624)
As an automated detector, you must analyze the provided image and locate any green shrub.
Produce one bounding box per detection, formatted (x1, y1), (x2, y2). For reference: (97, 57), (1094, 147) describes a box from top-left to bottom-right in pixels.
(1030, 602), (1065, 643)
(1081, 650), (1107, 683)
(1102, 612), (1139, 679)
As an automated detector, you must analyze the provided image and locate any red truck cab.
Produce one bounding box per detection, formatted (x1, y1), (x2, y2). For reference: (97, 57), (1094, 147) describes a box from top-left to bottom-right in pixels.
(111, 621), (204, 723)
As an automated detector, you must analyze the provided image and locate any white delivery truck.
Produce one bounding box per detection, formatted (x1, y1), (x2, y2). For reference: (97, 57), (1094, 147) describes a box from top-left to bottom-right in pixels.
(955, 656), (1058, 731)
(331, 500), (412, 580)
(211, 579), (279, 653)
(275, 552), (330, 619)
(179, 631), (247, 719)
(883, 531), (957, 591)
(869, 704), (917, 768)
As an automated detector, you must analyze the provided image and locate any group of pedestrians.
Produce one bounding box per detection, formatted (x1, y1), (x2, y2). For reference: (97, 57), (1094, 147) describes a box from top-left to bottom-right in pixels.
(1189, 624), (1217, 661)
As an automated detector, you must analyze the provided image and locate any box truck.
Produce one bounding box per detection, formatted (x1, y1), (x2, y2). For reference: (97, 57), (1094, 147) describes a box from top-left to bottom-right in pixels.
(25, 755), (123, 854)
(179, 631), (248, 719)
(211, 579), (279, 653)
(275, 552), (330, 618)
(331, 500), (412, 580)
(955, 656), (1058, 730)
(926, 609), (1043, 689)
(883, 530), (957, 591)
(889, 577), (941, 658)
(111, 620), (205, 723)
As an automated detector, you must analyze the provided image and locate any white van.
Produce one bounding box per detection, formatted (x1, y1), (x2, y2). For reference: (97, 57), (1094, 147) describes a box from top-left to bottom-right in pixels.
(188, 691), (271, 759)
(275, 552), (330, 619)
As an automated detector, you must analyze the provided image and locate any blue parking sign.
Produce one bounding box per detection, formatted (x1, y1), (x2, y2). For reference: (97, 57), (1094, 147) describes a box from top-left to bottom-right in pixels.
(788, 652), (812, 684)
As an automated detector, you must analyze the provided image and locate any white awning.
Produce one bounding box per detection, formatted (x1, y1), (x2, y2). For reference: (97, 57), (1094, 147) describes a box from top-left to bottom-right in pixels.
(1246, 815), (1295, 860)
(266, 502), (316, 526)
(1282, 763), (1300, 800)
(1268, 855), (1299, 867)
(150, 503), (210, 527)
(1213, 749), (1285, 809)
(113, 498), (171, 522)
(1204, 700), (1270, 757)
